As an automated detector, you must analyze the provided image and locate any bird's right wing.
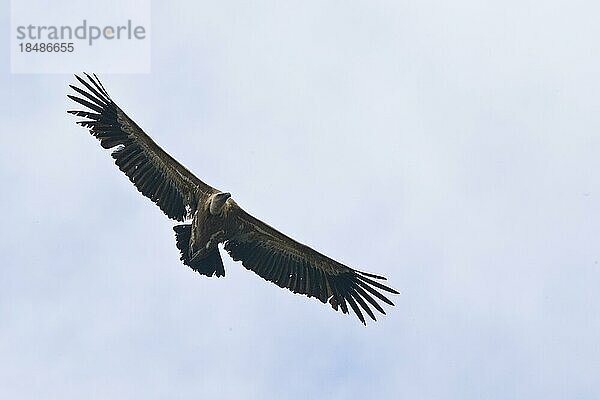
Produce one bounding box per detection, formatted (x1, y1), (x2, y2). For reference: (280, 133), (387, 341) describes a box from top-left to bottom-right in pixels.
(224, 203), (399, 324)
(68, 73), (218, 221)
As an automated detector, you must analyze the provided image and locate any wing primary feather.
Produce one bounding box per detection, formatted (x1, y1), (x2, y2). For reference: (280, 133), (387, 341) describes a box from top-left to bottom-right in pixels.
(67, 110), (101, 120)
(357, 270), (388, 280)
(325, 274), (342, 312)
(69, 84), (108, 107)
(335, 285), (349, 314)
(67, 95), (104, 113)
(352, 284), (386, 315)
(344, 290), (366, 325)
(75, 74), (111, 104)
(348, 286), (377, 321)
(89, 73), (111, 98)
(100, 136), (126, 149)
(325, 275), (339, 311)
(355, 274), (400, 294)
(328, 273), (349, 314)
(355, 279), (395, 306)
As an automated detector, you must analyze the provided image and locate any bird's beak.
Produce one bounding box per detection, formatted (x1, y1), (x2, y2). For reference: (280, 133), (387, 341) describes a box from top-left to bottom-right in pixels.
(222, 192), (231, 199)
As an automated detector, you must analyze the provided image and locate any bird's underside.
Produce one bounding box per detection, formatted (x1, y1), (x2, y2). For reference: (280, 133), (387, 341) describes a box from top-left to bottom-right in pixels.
(68, 73), (399, 325)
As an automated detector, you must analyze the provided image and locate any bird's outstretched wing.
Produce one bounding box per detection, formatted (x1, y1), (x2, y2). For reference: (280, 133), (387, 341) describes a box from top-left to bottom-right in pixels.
(68, 73), (218, 221)
(224, 203), (399, 324)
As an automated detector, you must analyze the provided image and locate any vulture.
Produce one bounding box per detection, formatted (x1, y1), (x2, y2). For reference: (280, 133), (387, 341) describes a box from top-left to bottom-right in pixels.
(68, 73), (399, 324)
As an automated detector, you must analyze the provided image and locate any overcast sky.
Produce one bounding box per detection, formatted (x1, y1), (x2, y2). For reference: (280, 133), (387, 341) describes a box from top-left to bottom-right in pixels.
(1, 1), (600, 399)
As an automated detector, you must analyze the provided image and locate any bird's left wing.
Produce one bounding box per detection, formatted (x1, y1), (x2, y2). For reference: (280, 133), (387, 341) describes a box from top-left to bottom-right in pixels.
(224, 202), (399, 324)
(68, 73), (218, 221)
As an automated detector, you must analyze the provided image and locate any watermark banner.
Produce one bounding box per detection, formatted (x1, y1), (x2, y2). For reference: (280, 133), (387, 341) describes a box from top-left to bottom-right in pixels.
(11, 0), (150, 73)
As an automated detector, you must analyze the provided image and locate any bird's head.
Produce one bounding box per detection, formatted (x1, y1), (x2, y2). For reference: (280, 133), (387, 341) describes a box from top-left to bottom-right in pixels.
(209, 192), (232, 215)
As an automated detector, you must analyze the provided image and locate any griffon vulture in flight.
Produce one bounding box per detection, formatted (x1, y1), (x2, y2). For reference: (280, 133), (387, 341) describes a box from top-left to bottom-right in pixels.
(68, 73), (399, 324)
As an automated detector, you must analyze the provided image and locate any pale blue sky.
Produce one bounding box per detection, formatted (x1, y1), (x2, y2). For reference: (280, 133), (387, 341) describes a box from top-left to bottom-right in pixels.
(1, 1), (600, 399)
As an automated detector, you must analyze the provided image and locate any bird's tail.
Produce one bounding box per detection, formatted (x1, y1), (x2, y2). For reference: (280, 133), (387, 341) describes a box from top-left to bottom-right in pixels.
(173, 224), (225, 277)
